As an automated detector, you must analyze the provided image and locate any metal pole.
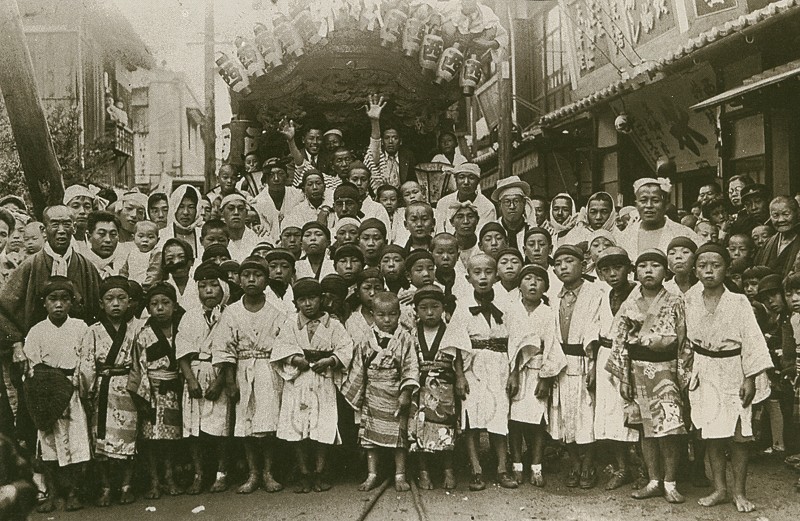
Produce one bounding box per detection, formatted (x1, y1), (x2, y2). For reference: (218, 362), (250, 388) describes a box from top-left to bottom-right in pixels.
(203, 0), (216, 193)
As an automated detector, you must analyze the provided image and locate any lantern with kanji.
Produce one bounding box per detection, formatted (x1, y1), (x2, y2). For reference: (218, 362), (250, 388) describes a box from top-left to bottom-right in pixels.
(293, 8), (323, 46)
(380, 8), (408, 47)
(274, 14), (305, 58)
(434, 43), (463, 84)
(216, 52), (252, 96)
(234, 36), (266, 79)
(460, 53), (482, 96)
(253, 23), (283, 70)
(402, 16), (425, 56)
(419, 22), (444, 71)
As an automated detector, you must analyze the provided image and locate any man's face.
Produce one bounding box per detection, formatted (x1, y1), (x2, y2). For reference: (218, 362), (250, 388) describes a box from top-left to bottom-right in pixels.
(697, 185), (719, 205)
(499, 195), (525, 224)
(531, 199), (547, 226)
(44, 207), (74, 253)
(405, 206), (434, 240)
(304, 176), (325, 205)
(266, 167), (288, 190)
(769, 200), (798, 234)
(119, 201), (145, 233)
(149, 199), (169, 229)
(348, 169), (371, 199)
(382, 129), (401, 154)
(334, 196), (360, 219)
(587, 199), (612, 230)
(89, 221), (120, 258)
(218, 166), (238, 193)
(67, 196), (93, 230)
(0, 220), (9, 253)
(176, 196), (198, 228)
(524, 233), (550, 266)
(455, 172), (480, 195)
(331, 150), (354, 177)
(635, 185), (666, 225)
(744, 195), (769, 223)
(359, 229), (385, 261)
(324, 134), (344, 152)
(303, 129), (322, 155)
(244, 154), (260, 173)
(439, 134), (456, 154)
(551, 197), (572, 225)
(222, 201), (247, 230)
(728, 179), (746, 208)
(451, 208), (478, 237)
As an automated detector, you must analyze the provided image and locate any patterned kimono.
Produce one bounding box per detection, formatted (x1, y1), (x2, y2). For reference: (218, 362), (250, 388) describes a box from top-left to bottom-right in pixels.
(607, 288), (691, 438)
(549, 281), (603, 445)
(441, 290), (511, 436)
(408, 322), (458, 452)
(342, 327), (419, 448)
(212, 299), (287, 437)
(685, 287), (772, 439)
(176, 307), (231, 438)
(507, 301), (566, 426)
(272, 313), (354, 444)
(128, 319), (183, 441)
(595, 286), (639, 443)
(79, 319), (140, 458)
(25, 318), (91, 466)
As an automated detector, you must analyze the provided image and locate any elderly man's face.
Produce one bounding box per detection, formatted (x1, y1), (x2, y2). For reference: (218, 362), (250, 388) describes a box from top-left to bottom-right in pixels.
(587, 199), (612, 230)
(769, 199), (799, 234)
(119, 201), (145, 232)
(331, 150), (354, 177)
(635, 185), (666, 225)
(324, 134), (343, 152)
(43, 206), (74, 254)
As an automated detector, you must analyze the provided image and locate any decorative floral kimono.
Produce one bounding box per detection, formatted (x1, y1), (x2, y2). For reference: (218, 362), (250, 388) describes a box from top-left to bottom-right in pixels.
(79, 319), (141, 458)
(607, 287), (691, 438)
(272, 313), (354, 445)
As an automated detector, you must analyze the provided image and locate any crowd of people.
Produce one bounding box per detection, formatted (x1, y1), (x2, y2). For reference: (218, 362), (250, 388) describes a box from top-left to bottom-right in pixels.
(1, 97), (799, 518)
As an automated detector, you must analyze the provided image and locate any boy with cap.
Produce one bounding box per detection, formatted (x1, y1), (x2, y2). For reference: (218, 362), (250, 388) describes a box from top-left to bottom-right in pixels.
(478, 222), (509, 259)
(685, 243), (772, 512)
(442, 253), (518, 491)
(212, 256), (289, 494)
(296, 222), (334, 281)
(176, 262), (233, 495)
(664, 236), (698, 295)
(404, 202), (436, 252)
(332, 217), (360, 251)
(272, 278), (354, 493)
(359, 218), (388, 268)
(549, 244), (604, 489)
(127, 282), (185, 500)
(78, 276), (140, 506)
(380, 244), (410, 294)
(280, 225), (303, 260)
(408, 285), (458, 490)
(264, 248), (297, 314)
(343, 292), (419, 493)
(594, 247), (639, 490)
(25, 277), (91, 512)
(321, 273), (350, 322)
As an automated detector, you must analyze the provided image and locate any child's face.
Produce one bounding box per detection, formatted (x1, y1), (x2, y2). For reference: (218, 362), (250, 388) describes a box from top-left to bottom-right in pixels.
(729, 273), (743, 289)
(347, 170), (371, 199)
(359, 230), (385, 261)
(524, 233), (551, 266)
(358, 279), (383, 309)
(695, 223), (718, 245)
(636, 260), (667, 290)
(667, 246), (694, 276)
(467, 258), (497, 292)
(743, 277), (760, 301)
(148, 295), (175, 323)
(589, 237), (613, 262)
(599, 264), (630, 288)
(201, 228), (229, 249)
(380, 253), (405, 281)
(101, 288), (130, 321)
(431, 240), (458, 270)
(480, 231), (507, 258)
(268, 260), (294, 284)
(336, 224), (359, 245)
(280, 228), (302, 255)
(751, 226), (772, 249)
(401, 183), (425, 205)
(695, 252), (727, 289)
(408, 259), (435, 288)
(373, 299), (400, 333)
(134, 228), (159, 252)
(197, 279), (224, 309)
(727, 236), (752, 261)
(336, 255), (363, 283)
(378, 190), (399, 214)
(416, 298), (444, 328)
(405, 206), (434, 240)
(240, 268), (268, 295)
(44, 290), (73, 321)
(709, 206), (729, 226)
(785, 288), (800, 314)
(23, 229), (44, 255)
(302, 229), (330, 256)
(519, 273), (546, 303)
(761, 291), (785, 315)
(296, 296), (322, 319)
(554, 254), (583, 285)
(497, 254), (522, 285)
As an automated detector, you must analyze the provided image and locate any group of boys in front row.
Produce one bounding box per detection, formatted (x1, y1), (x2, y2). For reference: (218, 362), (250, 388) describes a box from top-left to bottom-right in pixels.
(23, 187), (779, 516)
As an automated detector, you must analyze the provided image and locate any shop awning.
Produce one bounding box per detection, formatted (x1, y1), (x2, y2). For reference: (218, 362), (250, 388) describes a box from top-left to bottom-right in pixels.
(691, 59), (800, 111)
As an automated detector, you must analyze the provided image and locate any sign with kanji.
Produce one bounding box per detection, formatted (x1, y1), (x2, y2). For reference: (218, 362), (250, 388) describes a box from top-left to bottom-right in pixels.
(694, 0), (738, 18)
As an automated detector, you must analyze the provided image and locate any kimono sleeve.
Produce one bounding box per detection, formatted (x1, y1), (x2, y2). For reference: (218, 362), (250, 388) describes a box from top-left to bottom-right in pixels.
(126, 327), (154, 407)
(737, 296), (773, 379)
(582, 287), (603, 356)
(341, 340), (367, 410)
(439, 306), (472, 358)
(211, 309), (239, 366)
(271, 317), (303, 382)
(175, 313), (200, 360)
(76, 327), (98, 398)
(539, 307), (567, 379)
(398, 331), (420, 393)
(330, 319), (354, 370)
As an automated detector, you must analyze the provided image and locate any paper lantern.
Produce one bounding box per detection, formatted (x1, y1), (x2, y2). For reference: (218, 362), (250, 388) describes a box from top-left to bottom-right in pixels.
(274, 16), (305, 58)
(380, 8), (408, 47)
(215, 52), (252, 97)
(253, 23), (284, 69)
(402, 17), (425, 56)
(234, 36), (266, 79)
(419, 25), (444, 70)
(434, 43), (463, 84)
(460, 53), (482, 96)
(293, 9), (323, 46)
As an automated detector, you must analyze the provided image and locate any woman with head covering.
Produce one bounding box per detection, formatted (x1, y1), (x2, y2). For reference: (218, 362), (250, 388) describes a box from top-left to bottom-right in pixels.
(563, 192), (619, 247)
(544, 193), (579, 248)
(161, 185), (203, 257)
(161, 238), (198, 310)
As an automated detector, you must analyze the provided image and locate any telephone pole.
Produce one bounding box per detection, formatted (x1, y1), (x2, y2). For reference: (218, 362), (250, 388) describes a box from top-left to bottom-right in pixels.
(203, 0), (216, 192)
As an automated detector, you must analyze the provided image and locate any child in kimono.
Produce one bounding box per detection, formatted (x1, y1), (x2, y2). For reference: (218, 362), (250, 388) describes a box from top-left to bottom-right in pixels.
(78, 276), (139, 506)
(25, 277), (90, 513)
(594, 247), (640, 490)
(431, 233), (469, 309)
(408, 286), (457, 490)
(607, 249), (691, 504)
(495, 248), (524, 310)
(272, 278), (353, 493)
(506, 265), (565, 487)
(213, 256), (288, 494)
(686, 243), (772, 512)
(380, 244), (410, 294)
(265, 248), (296, 315)
(442, 253), (518, 491)
(549, 244), (603, 490)
(343, 292), (419, 492)
(127, 282), (185, 499)
(176, 261), (232, 495)
(399, 250), (436, 326)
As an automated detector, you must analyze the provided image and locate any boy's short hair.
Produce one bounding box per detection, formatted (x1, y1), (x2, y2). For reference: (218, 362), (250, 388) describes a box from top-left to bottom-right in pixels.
(372, 291), (400, 310)
(405, 201), (433, 218)
(694, 221), (718, 233)
(467, 252), (496, 271)
(729, 257), (751, 275)
(135, 220), (159, 234)
(742, 265), (773, 281)
(87, 211), (121, 234)
(431, 232), (457, 249)
(23, 221), (45, 234)
(783, 272), (800, 293)
(201, 218), (228, 238)
(376, 184), (399, 200)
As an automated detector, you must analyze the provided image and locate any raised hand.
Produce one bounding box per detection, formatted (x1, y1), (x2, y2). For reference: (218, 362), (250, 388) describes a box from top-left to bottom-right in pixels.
(278, 117), (296, 141)
(365, 94), (386, 121)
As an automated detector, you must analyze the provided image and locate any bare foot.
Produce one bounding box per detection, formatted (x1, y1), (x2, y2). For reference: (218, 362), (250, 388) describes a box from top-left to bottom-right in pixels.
(64, 491), (83, 512)
(263, 472), (283, 492)
(313, 473), (331, 492)
(443, 469), (456, 490)
(165, 479), (183, 496)
(358, 473), (380, 491)
(418, 471), (433, 490)
(237, 474), (260, 494)
(733, 494), (756, 513)
(144, 481), (161, 500)
(698, 490), (727, 507)
(36, 497), (56, 514)
(210, 475), (228, 493)
(395, 474), (411, 492)
(295, 474), (312, 494)
(188, 474), (203, 495)
(119, 485), (135, 505)
(96, 487), (112, 507)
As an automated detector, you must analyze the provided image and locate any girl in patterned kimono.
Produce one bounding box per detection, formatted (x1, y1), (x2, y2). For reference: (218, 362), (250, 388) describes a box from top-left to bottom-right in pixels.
(212, 256), (288, 494)
(78, 276), (140, 506)
(272, 278), (354, 493)
(686, 243), (772, 513)
(128, 282), (185, 499)
(343, 292), (419, 493)
(176, 261), (232, 495)
(506, 265), (566, 488)
(408, 285), (457, 490)
(442, 253), (518, 491)
(607, 249), (692, 504)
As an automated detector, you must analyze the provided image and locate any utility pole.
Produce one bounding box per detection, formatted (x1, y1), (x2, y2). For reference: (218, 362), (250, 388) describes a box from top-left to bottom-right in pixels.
(497, 2), (514, 179)
(0, 0), (65, 217)
(203, 0), (216, 193)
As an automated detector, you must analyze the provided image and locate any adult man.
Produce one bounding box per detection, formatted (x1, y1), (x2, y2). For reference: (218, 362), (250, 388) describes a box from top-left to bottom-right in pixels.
(220, 194), (260, 262)
(435, 163), (495, 234)
(347, 163), (391, 230)
(697, 182), (722, 206)
(363, 94), (416, 190)
(206, 164), (242, 212)
(736, 183), (771, 236)
(563, 191), (618, 245)
(492, 176), (533, 251)
(617, 178), (699, 259)
(252, 157), (307, 243)
(83, 211), (130, 278)
(318, 128), (345, 175)
(115, 191), (147, 243)
(728, 174), (756, 235)
(63, 184), (95, 254)
(282, 170), (331, 230)
(283, 120), (341, 191)
(753, 196), (800, 278)
(546, 193), (577, 247)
